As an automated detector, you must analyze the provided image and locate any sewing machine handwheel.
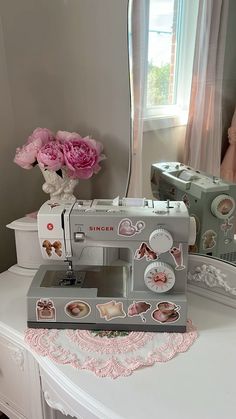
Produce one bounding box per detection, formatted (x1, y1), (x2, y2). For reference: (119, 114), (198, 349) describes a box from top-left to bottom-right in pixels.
(211, 194), (235, 219)
(144, 262), (175, 293)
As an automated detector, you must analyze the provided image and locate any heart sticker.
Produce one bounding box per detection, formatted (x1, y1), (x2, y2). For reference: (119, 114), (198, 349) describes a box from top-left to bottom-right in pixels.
(118, 218), (145, 237)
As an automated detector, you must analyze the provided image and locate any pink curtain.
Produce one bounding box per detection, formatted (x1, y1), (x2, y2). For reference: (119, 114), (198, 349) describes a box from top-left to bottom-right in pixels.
(184, 0), (229, 176)
(221, 108), (236, 181)
(127, 0), (147, 197)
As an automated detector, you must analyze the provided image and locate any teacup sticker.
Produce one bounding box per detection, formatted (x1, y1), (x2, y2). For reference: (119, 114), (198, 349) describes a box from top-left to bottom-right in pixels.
(202, 230), (217, 250)
(128, 301), (151, 322)
(217, 198), (234, 217)
(96, 300), (126, 321)
(118, 218), (145, 237)
(36, 298), (56, 321)
(152, 301), (180, 324)
(135, 242), (158, 261)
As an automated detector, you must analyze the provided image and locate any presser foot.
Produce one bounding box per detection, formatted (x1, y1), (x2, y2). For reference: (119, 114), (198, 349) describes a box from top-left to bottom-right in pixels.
(59, 274), (76, 286)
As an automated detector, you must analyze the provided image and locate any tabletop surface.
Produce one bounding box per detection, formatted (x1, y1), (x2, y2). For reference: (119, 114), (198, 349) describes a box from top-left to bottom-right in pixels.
(0, 268), (236, 419)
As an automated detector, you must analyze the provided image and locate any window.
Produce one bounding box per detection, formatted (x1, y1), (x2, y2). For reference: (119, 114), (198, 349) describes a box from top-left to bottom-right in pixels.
(144, 0), (199, 130)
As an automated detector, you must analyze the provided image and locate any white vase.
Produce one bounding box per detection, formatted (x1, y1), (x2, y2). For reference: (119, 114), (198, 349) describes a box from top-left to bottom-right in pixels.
(40, 167), (78, 203)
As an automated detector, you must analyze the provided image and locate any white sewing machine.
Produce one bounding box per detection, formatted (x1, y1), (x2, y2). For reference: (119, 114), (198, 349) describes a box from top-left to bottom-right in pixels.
(27, 198), (196, 332)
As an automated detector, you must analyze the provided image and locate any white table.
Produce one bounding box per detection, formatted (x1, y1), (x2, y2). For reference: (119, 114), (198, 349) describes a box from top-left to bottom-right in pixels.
(0, 266), (236, 419)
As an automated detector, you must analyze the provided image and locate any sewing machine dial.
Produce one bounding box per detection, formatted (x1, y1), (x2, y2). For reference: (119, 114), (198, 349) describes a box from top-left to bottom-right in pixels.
(149, 228), (173, 254)
(144, 262), (175, 293)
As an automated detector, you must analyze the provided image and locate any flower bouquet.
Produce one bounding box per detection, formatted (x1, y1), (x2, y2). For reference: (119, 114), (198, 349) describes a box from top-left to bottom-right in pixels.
(14, 128), (106, 202)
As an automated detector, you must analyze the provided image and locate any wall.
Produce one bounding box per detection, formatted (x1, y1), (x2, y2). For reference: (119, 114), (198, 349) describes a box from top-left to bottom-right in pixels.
(0, 0), (130, 272)
(142, 125), (186, 198)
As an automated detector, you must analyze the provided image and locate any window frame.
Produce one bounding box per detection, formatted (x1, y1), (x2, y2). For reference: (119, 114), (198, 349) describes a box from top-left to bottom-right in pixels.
(143, 0), (199, 132)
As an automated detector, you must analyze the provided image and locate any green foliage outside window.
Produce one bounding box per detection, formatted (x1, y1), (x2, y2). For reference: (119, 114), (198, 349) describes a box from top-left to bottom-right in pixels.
(147, 63), (171, 106)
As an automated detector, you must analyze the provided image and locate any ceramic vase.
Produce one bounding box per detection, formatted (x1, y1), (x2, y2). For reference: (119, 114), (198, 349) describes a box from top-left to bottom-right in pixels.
(40, 167), (78, 202)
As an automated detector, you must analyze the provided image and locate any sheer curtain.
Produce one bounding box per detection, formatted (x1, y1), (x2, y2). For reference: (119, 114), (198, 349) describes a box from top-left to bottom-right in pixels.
(184, 0), (229, 176)
(127, 0), (147, 197)
(221, 107), (236, 181)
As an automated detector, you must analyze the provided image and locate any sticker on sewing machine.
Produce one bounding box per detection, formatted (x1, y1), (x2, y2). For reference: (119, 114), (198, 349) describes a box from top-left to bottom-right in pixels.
(202, 230), (217, 250)
(118, 218), (145, 237)
(169, 244), (185, 270)
(42, 239), (63, 257)
(134, 242), (158, 261)
(127, 301), (151, 322)
(96, 300), (126, 321)
(152, 301), (180, 324)
(36, 299), (56, 321)
(65, 300), (91, 319)
(221, 217), (233, 236)
(189, 243), (198, 253)
(182, 193), (190, 208)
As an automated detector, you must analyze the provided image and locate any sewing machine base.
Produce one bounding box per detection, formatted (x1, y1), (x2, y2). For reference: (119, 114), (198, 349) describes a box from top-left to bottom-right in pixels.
(27, 321), (186, 333)
(27, 265), (187, 332)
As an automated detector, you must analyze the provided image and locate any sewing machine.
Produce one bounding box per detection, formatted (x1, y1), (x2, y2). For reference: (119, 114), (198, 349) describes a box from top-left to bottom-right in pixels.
(27, 198), (196, 332)
(151, 162), (236, 262)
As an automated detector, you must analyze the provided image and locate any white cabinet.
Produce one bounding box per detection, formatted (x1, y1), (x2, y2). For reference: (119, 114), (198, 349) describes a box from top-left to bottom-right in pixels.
(0, 336), (26, 419)
(0, 334), (43, 419)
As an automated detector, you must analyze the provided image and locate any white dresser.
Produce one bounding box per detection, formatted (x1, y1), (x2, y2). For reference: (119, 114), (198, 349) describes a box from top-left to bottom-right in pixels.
(0, 265), (236, 419)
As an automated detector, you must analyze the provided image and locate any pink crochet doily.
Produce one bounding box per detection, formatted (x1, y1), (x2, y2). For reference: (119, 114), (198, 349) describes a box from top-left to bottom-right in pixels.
(25, 320), (197, 379)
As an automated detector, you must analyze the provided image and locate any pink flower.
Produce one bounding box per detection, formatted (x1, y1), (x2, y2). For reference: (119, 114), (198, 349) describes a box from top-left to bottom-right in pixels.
(62, 136), (106, 179)
(14, 138), (43, 169)
(27, 128), (55, 146)
(56, 130), (82, 142)
(37, 141), (65, 171)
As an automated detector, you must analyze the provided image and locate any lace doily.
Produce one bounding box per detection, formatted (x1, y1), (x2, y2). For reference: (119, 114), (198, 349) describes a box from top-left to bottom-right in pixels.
(24, 320), (197, 379)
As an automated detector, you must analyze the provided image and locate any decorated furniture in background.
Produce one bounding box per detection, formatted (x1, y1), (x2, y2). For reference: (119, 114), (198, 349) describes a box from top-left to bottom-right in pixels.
(188, 253), (236, 308)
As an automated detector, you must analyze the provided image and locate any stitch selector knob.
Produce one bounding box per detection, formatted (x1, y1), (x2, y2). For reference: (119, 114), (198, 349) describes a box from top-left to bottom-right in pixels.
(144, 262), (175, 293)
(149, 228), (173, 254)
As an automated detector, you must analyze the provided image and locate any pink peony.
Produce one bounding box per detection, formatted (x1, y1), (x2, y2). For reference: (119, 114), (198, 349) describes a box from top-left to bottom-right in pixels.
(37, 141), (65, 171)
(14, 138), (43, 169)
(62, 136), (106, 179)
(55, 130), (82, 142)
(27, 127), (55, 146)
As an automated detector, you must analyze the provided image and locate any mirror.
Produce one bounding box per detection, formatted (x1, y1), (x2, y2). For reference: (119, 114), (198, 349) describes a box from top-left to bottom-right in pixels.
(0, 0), (130, 272)
(128, 0), (236, 264)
